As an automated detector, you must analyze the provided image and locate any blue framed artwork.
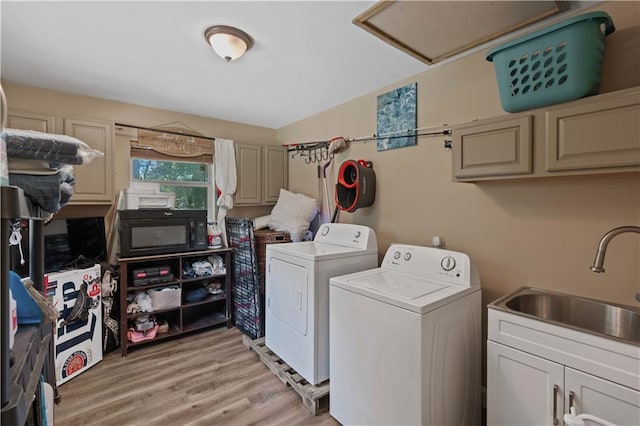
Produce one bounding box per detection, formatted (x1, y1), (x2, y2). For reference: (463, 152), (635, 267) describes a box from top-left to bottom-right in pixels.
(376, 82), (417, 151)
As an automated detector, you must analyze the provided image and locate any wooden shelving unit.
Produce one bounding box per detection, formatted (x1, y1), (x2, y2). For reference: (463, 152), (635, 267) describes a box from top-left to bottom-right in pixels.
(118, 248), (232, 356)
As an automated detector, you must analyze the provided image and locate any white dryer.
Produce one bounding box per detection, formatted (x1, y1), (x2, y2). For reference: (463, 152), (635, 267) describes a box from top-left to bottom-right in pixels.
(330, 244), (482, 426)
(265, 223), (377, 385)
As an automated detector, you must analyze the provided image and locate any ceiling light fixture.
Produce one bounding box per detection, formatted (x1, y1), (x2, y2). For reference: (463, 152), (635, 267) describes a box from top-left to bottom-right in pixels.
(204, 25), (253, 62)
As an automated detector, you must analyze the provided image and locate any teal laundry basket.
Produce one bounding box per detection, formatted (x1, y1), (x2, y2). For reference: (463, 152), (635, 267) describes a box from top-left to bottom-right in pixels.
(486, 11), (615, 113)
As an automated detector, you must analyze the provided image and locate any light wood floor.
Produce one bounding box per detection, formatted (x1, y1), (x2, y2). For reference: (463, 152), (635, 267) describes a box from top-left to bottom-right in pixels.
(55, 327), (339, 426)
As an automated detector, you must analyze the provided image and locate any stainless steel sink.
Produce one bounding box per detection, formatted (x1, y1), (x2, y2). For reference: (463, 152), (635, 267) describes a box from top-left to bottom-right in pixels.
(489, 287), (640, 345)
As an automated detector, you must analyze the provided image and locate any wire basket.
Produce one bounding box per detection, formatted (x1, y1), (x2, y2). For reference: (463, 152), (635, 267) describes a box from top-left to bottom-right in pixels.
(486, 11), (614, 112)
(254, 229), (291, 294)
(148, 286), (181, 311)
(225, 217), (262, 339)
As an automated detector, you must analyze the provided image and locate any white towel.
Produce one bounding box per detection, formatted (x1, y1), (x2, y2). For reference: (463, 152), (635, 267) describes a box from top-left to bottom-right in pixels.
(215, 138), (237, 211)
(215, 138), (237, 247)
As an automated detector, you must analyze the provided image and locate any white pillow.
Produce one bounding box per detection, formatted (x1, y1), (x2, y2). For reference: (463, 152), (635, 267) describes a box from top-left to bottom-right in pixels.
(268, 189), (318, 242)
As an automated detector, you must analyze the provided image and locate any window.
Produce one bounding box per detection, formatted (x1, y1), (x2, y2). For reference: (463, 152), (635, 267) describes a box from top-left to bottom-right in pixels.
(131, 159), (214, 216)
(125, 125), (216, 219)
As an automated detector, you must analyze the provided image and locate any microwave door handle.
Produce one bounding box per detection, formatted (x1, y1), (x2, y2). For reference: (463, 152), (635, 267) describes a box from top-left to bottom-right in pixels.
(190, 221), (195, 244)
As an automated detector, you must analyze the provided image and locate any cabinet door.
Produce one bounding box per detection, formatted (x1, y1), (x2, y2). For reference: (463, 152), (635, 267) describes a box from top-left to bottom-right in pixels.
(565, 367), (640, 426)
(263, 145), (288, 204)
(64, 117), (114, 203)
(6, 109), (55, 133)
(487, 341), (564, 426)
(546, 90), (640, 171)
(234, 143), (262, 205)
(452, 115), (532, 180)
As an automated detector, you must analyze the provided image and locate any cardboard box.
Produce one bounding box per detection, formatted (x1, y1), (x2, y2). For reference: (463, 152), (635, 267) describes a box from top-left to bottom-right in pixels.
(45, 264), (102, 385)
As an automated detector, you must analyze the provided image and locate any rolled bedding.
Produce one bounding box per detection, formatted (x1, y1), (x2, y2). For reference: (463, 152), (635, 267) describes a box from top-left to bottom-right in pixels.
(2, 128), (103, 164)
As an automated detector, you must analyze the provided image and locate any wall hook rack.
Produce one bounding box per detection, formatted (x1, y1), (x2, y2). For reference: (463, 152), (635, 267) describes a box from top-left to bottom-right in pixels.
(285, 124), (452, 164)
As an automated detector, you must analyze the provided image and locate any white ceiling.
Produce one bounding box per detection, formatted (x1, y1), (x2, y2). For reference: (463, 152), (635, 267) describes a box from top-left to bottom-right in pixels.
(0, 1), (594, 130)
(0, 0), (429, 129)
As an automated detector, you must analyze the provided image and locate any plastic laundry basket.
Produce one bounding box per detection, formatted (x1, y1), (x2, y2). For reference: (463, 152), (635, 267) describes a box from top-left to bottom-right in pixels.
(486, 11), (615, 113)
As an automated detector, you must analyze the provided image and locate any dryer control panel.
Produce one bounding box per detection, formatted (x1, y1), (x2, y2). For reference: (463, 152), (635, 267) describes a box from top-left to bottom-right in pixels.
(382, 244), (480, 287)
(314, 223), (377, 250)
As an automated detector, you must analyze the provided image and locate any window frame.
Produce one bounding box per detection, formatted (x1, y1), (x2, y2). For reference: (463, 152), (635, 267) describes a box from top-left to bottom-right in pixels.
(129, 157), (215, 221)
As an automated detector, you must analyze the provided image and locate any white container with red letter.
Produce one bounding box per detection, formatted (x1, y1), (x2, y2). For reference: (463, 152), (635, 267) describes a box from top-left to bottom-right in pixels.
(45, 264), (103, 385)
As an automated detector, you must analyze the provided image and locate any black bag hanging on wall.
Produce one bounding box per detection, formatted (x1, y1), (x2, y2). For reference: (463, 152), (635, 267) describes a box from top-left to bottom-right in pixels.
(335, 159), (376, 213)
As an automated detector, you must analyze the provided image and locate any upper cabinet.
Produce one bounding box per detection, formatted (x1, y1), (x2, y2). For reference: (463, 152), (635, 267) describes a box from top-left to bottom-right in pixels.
(6, 109), (55, 133)
(6, 111), (115, 204)
(545, 89), (640, 171)
(453, 115), (532, 179)
(452, 86), (640, 182)
(235, 143), (288, 206)
(262, 145), (288, 204)
(63, 117), (114, 204)
(235, 143), (262, 205)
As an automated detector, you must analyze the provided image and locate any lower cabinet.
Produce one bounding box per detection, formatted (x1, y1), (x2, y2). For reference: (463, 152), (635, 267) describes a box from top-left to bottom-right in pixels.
(488, 341), (562, 425)
(487, 341), (640, 426)
(487, 305), (640, 426)
(118, 248), (232, 356)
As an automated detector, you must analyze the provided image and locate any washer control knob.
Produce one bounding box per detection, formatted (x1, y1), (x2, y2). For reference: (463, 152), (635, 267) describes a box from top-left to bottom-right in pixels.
(404, 252), (412, 261)
(321, 226), (330, 236)
(394, 251), (401, 260)
(354, 231), (361, 238)
(441, 256), (456, 271)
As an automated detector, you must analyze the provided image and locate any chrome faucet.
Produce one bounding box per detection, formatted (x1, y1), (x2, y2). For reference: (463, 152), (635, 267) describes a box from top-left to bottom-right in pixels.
(590, 226), (640, 273)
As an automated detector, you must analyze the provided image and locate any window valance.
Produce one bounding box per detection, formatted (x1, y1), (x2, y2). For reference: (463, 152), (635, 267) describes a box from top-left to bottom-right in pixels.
(118, 123), (215, 164)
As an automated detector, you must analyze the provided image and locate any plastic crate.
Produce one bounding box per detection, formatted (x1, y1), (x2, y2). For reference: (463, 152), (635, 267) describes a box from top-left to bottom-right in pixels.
(486, 11), (614, 112)
(225, 217), (263, 339)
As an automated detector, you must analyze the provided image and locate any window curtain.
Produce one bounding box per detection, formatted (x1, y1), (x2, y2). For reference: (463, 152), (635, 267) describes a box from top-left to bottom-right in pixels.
(214, 138), (236, 247)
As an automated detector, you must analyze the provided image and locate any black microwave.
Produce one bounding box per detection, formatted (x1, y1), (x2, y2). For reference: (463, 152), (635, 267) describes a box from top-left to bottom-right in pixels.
(119, 209), (208, 258)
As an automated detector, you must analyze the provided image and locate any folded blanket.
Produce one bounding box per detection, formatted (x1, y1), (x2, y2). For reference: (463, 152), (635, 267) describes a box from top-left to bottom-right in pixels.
(9, 166), (75, 213)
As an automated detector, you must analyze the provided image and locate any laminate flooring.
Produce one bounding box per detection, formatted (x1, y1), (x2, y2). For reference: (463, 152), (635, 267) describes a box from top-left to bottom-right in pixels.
(55, 327), (339, 426)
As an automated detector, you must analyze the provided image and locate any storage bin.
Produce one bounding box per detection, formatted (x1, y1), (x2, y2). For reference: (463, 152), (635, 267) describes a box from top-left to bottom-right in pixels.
(148, 286), (181, 311)
(486, 11), (614, 112)
(254, 229), (291, 293)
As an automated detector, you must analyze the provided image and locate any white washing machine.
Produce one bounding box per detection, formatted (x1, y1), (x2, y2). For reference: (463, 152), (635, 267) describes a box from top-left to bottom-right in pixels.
(265, 223), (377, 385)
(330, 244), (482, 426)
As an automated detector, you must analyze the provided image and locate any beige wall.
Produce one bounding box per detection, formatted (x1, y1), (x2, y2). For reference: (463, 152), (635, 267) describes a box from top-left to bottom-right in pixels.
(277, 1), (640, 381)
(1, 81), (278, 218)
(2, 1), (638, 384)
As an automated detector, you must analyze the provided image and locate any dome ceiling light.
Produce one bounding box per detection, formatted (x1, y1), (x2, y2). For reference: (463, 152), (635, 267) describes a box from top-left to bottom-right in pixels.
(204, 25), (253, 62)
